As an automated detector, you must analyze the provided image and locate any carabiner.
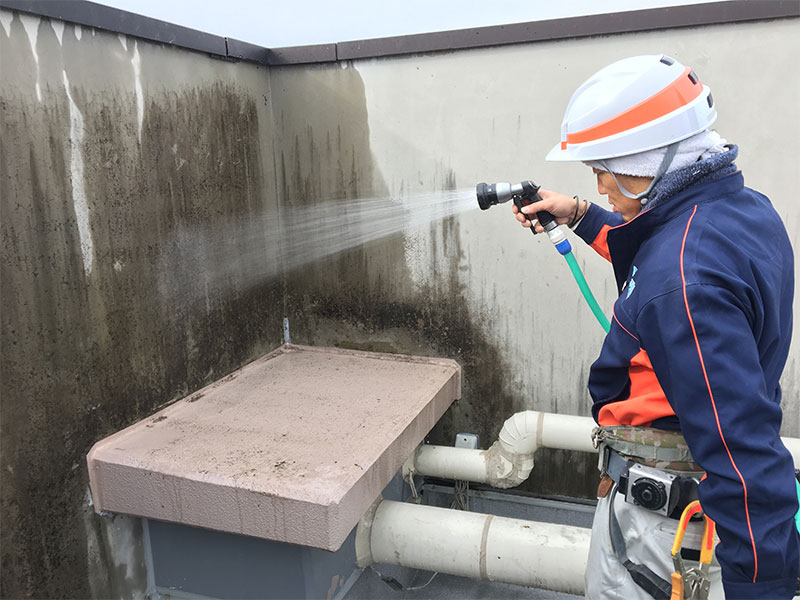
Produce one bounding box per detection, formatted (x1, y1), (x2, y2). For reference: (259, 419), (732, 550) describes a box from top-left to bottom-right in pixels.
(670, 500), (716, 600)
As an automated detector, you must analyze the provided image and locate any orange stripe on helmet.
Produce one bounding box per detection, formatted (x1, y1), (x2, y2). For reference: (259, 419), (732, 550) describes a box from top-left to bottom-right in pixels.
(564, 67), (703, 147)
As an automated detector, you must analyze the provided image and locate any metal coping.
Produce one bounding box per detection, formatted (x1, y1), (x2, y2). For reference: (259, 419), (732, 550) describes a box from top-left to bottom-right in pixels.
(1, 0), (797, 66)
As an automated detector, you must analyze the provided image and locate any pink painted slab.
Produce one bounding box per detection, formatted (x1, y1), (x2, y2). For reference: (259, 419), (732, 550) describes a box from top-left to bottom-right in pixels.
(87, 344), (460, 551)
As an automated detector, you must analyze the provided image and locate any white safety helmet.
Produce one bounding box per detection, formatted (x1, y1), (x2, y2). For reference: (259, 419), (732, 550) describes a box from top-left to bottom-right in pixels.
(546, 54), (716, 162)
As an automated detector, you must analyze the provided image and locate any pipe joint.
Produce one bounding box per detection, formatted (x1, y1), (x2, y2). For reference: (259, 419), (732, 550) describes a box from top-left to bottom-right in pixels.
(407, 411), (548, 489)
(485, 440), (534, 489)
(407, 410), (601, 489)
(355, 495), (382, 568)
(498, 411), (543, 455)
(486, 411), (544, 487)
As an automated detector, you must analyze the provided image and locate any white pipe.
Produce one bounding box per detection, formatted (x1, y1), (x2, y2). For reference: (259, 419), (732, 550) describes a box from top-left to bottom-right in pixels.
(408, 410), (800, 488)
(539, 412), (597, 453)
(412, 445), (494, 483)
(408, 410), (597, 488)
(355, 498), (589, 595)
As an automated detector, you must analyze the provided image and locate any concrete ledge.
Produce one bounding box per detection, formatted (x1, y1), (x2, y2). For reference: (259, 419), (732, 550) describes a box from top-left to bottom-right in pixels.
(87, 344), (461, 551)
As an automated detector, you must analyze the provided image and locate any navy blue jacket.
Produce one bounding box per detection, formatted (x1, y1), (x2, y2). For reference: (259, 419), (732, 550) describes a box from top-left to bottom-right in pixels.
(574, 171), (799, 598)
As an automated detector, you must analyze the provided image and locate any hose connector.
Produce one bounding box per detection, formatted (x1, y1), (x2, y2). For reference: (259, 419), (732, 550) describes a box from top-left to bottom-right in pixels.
(546, 227), (572, 255)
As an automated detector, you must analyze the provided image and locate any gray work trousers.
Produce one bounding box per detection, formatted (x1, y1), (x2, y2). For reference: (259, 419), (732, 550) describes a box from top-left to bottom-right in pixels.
(585, 491), (724, 599)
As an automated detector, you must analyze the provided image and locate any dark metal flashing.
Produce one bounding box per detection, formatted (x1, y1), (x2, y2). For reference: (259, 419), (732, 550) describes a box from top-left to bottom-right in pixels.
(337, 1), (800, 60)
(267, 44), (338, 66)
(1, 0), (797, 66)
(0, 0), (228, 57)
(225, 37), (271, 65)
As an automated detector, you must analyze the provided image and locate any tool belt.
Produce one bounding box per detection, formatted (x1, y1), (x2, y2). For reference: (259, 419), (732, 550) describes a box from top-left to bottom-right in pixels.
(594, 426), (709, 600)
(594, 425), (701, 472)
(595, 425), (704, 520)
(604, 446), (701, 520)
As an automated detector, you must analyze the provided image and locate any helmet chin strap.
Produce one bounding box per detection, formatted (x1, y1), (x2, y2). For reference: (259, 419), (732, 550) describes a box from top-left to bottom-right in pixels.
(598, 142), (680, 205)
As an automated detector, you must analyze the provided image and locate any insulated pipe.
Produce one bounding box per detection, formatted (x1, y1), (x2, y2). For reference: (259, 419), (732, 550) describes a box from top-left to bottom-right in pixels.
(537, 412), (598, 453)
(412, 445), (494, 483)
(407, 410), (800, 488)
(355, 498), (590, 595)
(494, 410), (596, 454)
(407, 410), (596, 488)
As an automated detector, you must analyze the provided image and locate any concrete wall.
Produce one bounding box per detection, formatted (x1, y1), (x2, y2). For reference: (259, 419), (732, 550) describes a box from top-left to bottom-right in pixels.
(272, 16), (800, 494)
(1, 6), (798, 598)
(0, 10), (282, 598)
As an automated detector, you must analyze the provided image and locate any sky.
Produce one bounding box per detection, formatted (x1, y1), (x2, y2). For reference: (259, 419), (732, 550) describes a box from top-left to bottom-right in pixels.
(97, 0), (730, 48)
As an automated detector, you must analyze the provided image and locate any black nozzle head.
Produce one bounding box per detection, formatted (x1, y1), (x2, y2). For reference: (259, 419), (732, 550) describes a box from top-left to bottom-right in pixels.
(476, 182), (498, 210)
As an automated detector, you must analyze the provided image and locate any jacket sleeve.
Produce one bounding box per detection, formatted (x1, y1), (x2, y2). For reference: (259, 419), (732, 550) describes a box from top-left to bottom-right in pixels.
(638, 283), (800, 599)
(573, 203), (624, 262)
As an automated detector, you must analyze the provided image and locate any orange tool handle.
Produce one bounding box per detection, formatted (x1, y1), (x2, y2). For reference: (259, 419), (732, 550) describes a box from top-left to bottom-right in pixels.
(670, 571), (684, 600)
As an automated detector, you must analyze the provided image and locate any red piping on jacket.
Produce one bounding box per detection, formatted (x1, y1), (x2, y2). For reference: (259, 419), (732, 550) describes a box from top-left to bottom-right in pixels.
(680, 204), (758, 582)
(613, 310), (639, 342)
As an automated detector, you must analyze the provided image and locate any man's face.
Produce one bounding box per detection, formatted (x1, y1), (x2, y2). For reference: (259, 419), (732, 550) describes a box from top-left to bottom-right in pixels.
(592, 168), (651, 222)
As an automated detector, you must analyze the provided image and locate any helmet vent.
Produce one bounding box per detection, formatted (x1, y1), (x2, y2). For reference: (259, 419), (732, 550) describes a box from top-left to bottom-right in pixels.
(707, 93), (714, 108)
(660, 56), (675, 65)
(688, 71), (699, 84)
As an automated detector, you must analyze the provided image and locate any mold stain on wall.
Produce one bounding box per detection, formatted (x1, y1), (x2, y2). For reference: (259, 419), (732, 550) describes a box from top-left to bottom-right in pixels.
(271, 65), (599, 501)
(1, 11), (599, 598)
(1, 13), (282, 598)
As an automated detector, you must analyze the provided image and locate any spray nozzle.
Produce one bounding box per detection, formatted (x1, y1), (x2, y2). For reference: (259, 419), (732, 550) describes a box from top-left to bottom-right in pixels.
(476, 182), (520, 209)
(476, 180), (556, 230)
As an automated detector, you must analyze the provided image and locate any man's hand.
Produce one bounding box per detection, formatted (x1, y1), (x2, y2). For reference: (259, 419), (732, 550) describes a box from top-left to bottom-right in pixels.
(512, 189), (581, 233)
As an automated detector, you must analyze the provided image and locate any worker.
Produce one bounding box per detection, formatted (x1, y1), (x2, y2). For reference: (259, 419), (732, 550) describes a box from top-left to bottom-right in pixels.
(514, 55), (798, 599)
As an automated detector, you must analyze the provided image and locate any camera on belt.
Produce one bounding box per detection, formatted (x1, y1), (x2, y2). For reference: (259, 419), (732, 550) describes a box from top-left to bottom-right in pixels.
(624, 463), (682, 517)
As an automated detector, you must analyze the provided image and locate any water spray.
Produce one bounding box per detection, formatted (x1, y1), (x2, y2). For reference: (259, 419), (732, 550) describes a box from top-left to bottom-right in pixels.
(476, 181), (610, 333)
